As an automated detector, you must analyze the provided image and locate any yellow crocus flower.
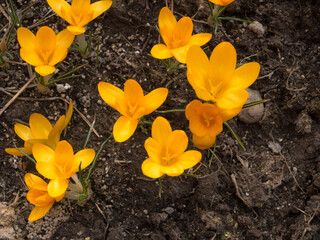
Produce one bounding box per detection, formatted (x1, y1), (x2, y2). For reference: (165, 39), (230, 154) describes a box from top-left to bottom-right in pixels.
(5, 101), (73, 156)
(186, 42), (260, 121)
(25, 173), (64, 221)
(209, 0), (235, 6)
(17, 26), (74, 76)
(32, 140), (95, 197)
(98, 79), (168, 142)
(151, 7), (212, 64)
(185, 100), (223, 150)
(47, 0), (112, 35)
(142, 117), (202, 178)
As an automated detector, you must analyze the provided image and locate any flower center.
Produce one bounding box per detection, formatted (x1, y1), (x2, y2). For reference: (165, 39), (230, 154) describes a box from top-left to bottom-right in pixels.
(161, 150), (177, 165)
(203, 113), (214, 127)
(208, 80), (224, 102)
(40, 50), (53, 64)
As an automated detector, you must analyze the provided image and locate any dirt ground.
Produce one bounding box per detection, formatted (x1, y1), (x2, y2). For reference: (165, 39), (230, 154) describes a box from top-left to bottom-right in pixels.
(1, 0), (320, 239)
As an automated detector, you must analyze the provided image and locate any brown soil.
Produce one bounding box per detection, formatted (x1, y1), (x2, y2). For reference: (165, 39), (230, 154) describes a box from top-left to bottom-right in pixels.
(1, 0), (320, 239)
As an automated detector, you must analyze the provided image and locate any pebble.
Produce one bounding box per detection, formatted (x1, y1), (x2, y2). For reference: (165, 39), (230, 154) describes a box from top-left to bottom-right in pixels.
(268, 141), (282, 154)
(238, 89), (264, 124)
(249, 21), (266, 37)
(164, 207), (175, 214)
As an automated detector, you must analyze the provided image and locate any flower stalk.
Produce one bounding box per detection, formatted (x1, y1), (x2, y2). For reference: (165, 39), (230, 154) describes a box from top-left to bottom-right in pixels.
(76, 33), (89, 57)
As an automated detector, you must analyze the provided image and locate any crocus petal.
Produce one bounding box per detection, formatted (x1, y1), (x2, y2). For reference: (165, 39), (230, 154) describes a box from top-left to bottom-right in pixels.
(48, 116), (66, 149)
(20, 48), (43, 66)
(17, 27), (36, 49)
(193, 134), (216, 150)
(35, 66), (56, 76)
(176, 150), (202, 169)
(67, 25), (86, 35)
(29, 113), (52, 139)
(113, 116), (138, 142)
(166, 130), (188, 156)
(189, 33), (212, 46)
(219, 106), (242, 122)
(90, 0), (112, 20)
(151, 117), (172, 145)
(54, 140), (74, 169)
(64, 101), (73, 128)
(14, 123), (32, 141)
(98, 81), (124, 110)
(170, 45), (189, 64)
(141, 159), (164, 179)
(54, 192), (65, 202)
(216, 88), (248, 109)
(159, 7), (177, 35)
(74, 149), (95, 170)
(48, 179), (69, 198)
(5, 147), (32, 156)
(25, 173), (48, 191)
(78, 10), (94, 27)
(124, 79), (144, 108)
(35, 26), (56, 55)
(144, 88), (168, 115)
(229, 62), (260, 89)
(172, 17), (193, 47)
(26, 190), (53, 206)
(150, 44), (173, 59)
(48, 46), (68, 66)
(28, 203), (54, 222)
(36, 162), (59, 179)
(189, 115), (209, 137)
(209, 42), (236, 86)
(186, 46), (210, 92)
(71, 0), (90, 15)
(185, 100), (202, 120)
(160, 164), (184, 177)
(32, 143), (55, 163)
(56, 29), (75, 48)
(144, 137), (162, 163)
(47, 0), (71, 19)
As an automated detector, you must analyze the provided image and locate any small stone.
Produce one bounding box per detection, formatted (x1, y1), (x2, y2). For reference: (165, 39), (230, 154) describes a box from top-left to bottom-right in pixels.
(238, 89), (264, 124)
(56, 83), (71, 93)
(295, 111), (312, 134)
(268, 141), (282, 154)
(143, 210), (148, 214)
(164, 207), (175, 214)
(248, 21), (266, 37)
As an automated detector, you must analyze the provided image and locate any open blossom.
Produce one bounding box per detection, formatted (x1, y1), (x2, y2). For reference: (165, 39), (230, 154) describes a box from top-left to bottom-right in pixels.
(98, 79), (168, 142)
(186, 100), (223, 150)
(25, 173), (64, 221)
(142, 117), (202, 178)
(17, 26), (74, 76)
(32, 140), (95, 198)
(209, 0), (235, 6)
(151, 7), (212, 64)
(186, 42), (260, 121)
(5, 102), (73, 156)
(47, 0), (112, 35)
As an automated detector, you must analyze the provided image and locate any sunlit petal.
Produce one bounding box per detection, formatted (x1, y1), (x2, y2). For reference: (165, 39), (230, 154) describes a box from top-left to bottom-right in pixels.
(219, 106), (242, 122)
(90, 0), (112, 20)
(17, 27), (36, 49)
(189, 33), (212, 46)
(113, 116), (138, 142)
(124, 79), (144, 107)
(166, 130), (188, 156)
(27, 190), (53, 206)
(48, 116), (66, 149)
(144, 137), (162, 162)
(185, 100), (202, 120)
(32, 143), (55, 163)
(5, 147), (31, 156)
(170, 45), (189, 64)
(14, 123), (32, 141)
(29, 113), (52, 139)
(64, 101), (73, 128)
(67, 25), (86, 35)
(160, 164), (184, 176)
(20, 48), (43, 66)
(74, 149), (95, 170)
(141, 159), (163, 179)
(36, 162), (59, 179)
(25, 173), (48, 191)
(209, 0), (235, 6)
(35, 66), (56, 76)
(54, 140), (74, 168)
(216, 88), (248, 109)
(150, 44), (173, 59)
(47, 0), (71, 19)
(35, 26), (56, 55)
(151, 117), (172, 145)
(189, 114), (208, 137)
(193, 134), (216, 150)
(28, 203), (54, 222)
(229, 62), (260, 89)
(172, 17), (193, 47)
(159, 7), (177, 34)
(144, 88), (168, 115)
(98, 81), (124, 110)
(176, 150), (202, 169)
(48, 46), (68, 67)
(47, 178), (69, 198)
(56, 28), (75, 48)
(71, 0), (90, 15)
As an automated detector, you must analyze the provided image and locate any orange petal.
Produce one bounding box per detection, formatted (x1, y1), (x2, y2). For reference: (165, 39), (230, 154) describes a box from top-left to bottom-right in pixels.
(124, 79), (144, 108)
(151, 117), (172, 145)
(144, 88), (168, 115)
(144, 137), (162, 163)
(193, 134), (216, 150)
(25, 173), (48, 191)
(141, 158), (164, 179)
(158, 7), (177, 35)
(172, 17), (193, 47)
(185, 100), (202, 120)
(189, 33), (212, 46)
(32, 143), (55, 162)
(189, 114), (208, 137)
(48, 46), (68, 66)
(54, 141), (74, 171)
(20, 48), (43, 66)
(28, 203), (54, 221)
(36, 162), (59, 179)
(74, 149), (95, 170)
(47, 178), (69, 198)
(166, 130), (188, 156)
(71, 0), (90, 15)
(229, 62), (260, 89)
(48, 115), (66, 149)
(216, 88), (248, 109)
(64, 101), (73, 128)
(67, 25), (86, 35)
(5, 147), (31, 156)
(209, 42), (236, 87)
(47, 0), (71, 20)
(56, 28), (75, 48)
(219, 106), (242, 122)
(35, 26), (56, 56)
(113, 116), (138, 142)
(209, 0), (235, 6)
(150, 44), (173, 59)
(176, 150), (202, 169)
(160, 164), (184, 177)
(29, 113), (52, 139)
(35, 66), (56, 76)
(170, 45), (189, 64)
(90, 0), (112, 20)
(26, 190), (53, 206)
(14, 123), (32, 141)
(98, 81), (124, 110)
(17, 27), (36, 49)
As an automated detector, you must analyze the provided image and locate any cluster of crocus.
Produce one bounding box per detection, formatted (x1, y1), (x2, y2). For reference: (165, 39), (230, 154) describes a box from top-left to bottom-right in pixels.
(6, 102), (96, 221)
(185, 42), (260, 149)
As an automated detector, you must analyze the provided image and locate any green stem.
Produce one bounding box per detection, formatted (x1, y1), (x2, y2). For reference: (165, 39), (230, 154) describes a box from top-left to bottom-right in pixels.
(224, 122), (246, 151)
(76, 33), (89, 57)
(16, 148), (36, 164)
(157, 109), (185, 113)
(217, 17), (253, 23)
(208, 142), (216, 167)
(182, 173), (200, 177)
